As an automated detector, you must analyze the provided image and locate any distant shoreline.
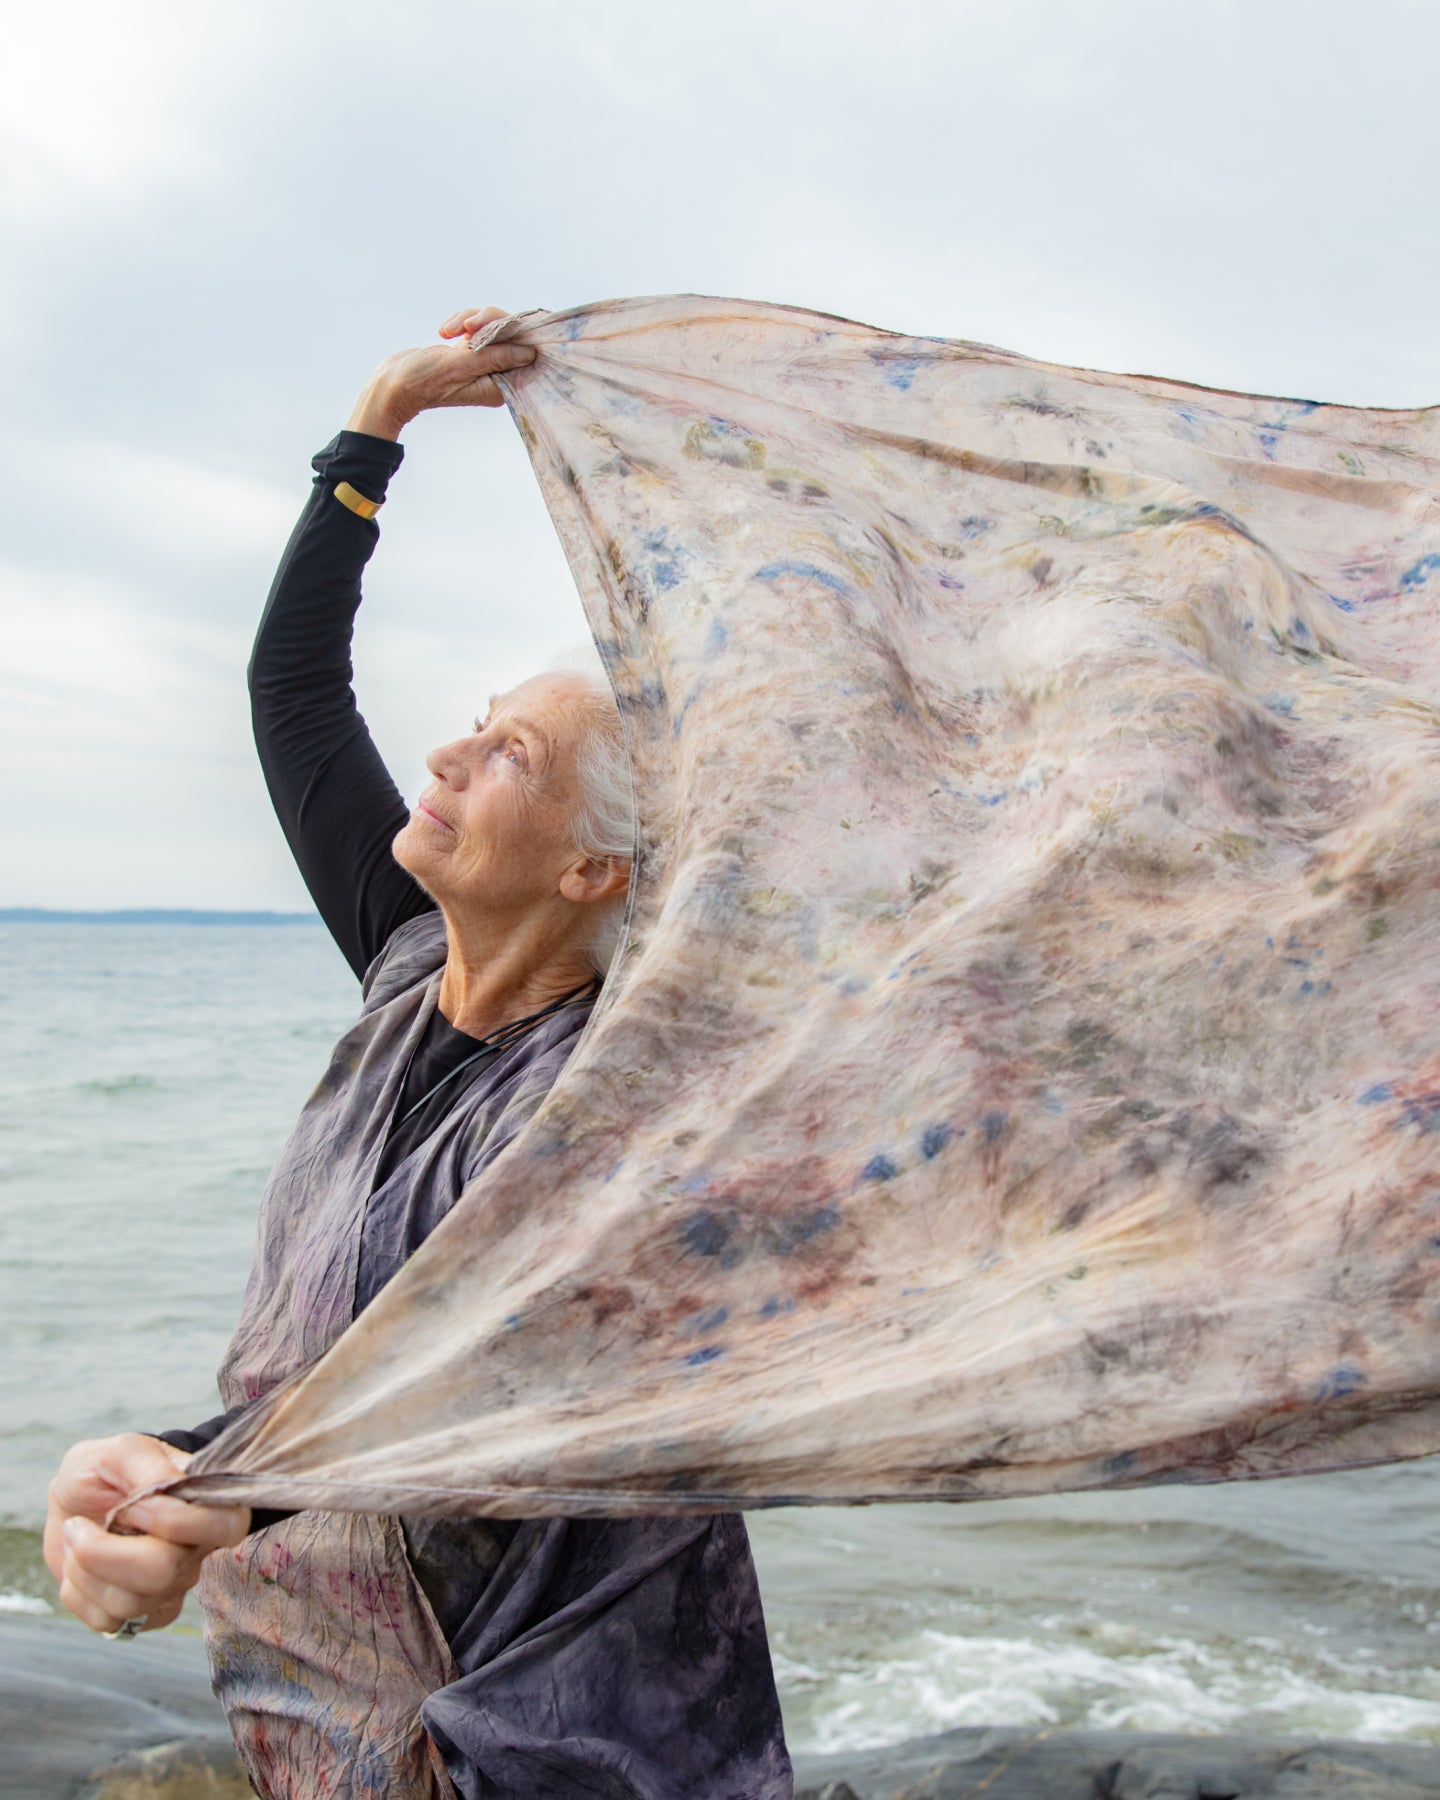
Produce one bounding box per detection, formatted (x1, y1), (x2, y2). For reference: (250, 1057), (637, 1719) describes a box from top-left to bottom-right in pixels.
(0, 908), (321, 926)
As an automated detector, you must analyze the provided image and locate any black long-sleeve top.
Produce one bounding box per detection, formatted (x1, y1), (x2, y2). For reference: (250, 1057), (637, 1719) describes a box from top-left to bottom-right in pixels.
(161, 431), (586, 1455)
(248, 430), (430, 979)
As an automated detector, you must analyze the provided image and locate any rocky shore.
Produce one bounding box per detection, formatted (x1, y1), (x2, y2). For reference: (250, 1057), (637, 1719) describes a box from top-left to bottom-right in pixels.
(0, 1619), (245, 1798)
(6, 1617), (1439, 1799)
(792, 1725), (1440, 1799)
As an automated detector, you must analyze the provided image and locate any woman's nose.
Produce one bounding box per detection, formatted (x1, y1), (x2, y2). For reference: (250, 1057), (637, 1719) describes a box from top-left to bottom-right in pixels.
(425, 737), (472, 784)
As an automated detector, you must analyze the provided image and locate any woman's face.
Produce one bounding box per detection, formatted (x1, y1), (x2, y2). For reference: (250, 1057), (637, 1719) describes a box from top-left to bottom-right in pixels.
(391, 671), (595, 921)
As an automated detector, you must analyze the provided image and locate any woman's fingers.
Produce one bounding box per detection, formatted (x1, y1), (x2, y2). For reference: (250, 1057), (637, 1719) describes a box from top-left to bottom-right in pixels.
(45, 1433), (191, 1583)
(438, 304), (508, 339)
(60, 1558), (186, 1635)
(346, 325), (538, 436)
(468, 338), (537, 383)
(58, 1515), (206, 1635)
(45, 1433), (247, 1637)
(398, 338), (535, 410)
(63, 1515), (203, 1595)
(117, 1491), (250, 1551)
(49, 1433), (190, 1521)
(57, 1574), (132, 1636)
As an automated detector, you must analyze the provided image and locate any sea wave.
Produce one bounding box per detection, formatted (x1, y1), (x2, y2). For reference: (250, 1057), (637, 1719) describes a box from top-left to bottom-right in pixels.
(0, 1592), (51, 1616)
(776, 1622), (1440, 1754)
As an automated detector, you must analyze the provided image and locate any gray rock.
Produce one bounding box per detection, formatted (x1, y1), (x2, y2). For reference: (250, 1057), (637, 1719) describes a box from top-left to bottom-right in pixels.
(0, 1618), (245, 1799)
(792, 1724), (1440, 1800)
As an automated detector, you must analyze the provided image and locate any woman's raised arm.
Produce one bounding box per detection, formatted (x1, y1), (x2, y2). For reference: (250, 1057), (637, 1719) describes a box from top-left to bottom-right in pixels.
(248, 311), (535, 978)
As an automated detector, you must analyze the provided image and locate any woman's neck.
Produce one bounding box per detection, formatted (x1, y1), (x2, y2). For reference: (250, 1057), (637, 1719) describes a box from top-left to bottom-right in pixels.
(436, 912), (597, 1039)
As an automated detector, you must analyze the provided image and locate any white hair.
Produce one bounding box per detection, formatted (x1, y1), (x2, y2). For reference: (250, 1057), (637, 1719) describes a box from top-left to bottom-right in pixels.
(548, 644), (635, 975)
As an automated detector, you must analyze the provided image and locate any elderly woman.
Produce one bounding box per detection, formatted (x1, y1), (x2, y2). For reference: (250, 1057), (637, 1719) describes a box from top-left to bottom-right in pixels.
(44, 309), (793, 1800)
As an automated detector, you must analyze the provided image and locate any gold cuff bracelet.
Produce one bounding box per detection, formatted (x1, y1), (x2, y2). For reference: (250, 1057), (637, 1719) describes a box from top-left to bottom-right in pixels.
(334, 481), (382, 520)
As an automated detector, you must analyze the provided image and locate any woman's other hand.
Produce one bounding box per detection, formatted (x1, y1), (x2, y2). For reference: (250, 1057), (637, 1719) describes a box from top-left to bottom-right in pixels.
(346, 305), (538, 441)
(44, 1433), (250, 1636)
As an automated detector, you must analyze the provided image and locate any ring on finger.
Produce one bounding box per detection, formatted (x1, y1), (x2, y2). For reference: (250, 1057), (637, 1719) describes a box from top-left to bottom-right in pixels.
(103, 1615), (148, 1641)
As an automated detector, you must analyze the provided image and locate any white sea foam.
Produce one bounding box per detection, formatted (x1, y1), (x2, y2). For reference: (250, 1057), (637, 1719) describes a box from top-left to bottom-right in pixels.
(782, 1625), (1440, 1756)
(0, 1591), (51, 1616)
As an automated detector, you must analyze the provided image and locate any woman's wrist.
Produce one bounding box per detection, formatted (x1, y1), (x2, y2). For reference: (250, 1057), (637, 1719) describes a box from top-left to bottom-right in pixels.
(345, 377), (412, 443)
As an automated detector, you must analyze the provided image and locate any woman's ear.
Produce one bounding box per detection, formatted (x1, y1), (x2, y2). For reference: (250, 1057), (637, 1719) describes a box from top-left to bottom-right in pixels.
(559, 856), (632, 905)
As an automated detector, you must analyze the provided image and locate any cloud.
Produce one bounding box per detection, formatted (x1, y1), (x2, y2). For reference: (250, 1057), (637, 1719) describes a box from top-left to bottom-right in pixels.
(0, 3), (264, 223)
(5, 439), (299, 588)
(2, 0), (1438, 905)
(0, 559), (293, 907)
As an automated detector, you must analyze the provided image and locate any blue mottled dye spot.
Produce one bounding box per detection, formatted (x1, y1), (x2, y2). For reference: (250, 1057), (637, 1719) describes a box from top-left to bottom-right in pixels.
(980, 1109), (1008, 1145)
(772, 1205), (840, 1254)
(672, 691), (699, 738)
(692, 1306), (729, 1333)
(682, 1210), (733, 1257)
(641, 529), (689, 591)
(704, 619), (729, 658)
(976, 791), (1008, 807)
(504, 1313), (522, 1329)
(938, 575), (966, 591)
(756, 560), (853, 595)
(684, 1345), (726, 1366)
(1358, 1083), (1394, 1104)
(1400, 553), (1440, 591)
(759, 1294), (796, 1318)
(901, 1286), (927, 1296)
(1315, 1363), (1367, 1401)
(870, 351), (923, 391)
(1330, 593), (1358, 612)
(862, 1154), (899, 1182)
(1400, 1094), (1440, 1133)
(920, 1123), (953, 1160)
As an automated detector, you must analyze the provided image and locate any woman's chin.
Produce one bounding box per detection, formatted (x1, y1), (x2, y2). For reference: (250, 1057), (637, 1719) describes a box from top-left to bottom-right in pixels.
(391, 822), (444, 883)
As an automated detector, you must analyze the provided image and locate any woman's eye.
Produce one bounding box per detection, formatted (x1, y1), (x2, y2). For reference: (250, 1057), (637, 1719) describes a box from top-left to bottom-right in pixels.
(505, 746), (524, 767)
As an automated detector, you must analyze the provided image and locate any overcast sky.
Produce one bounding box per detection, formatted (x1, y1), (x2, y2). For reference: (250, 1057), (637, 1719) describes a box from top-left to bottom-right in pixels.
(3, 0), (1437, 909)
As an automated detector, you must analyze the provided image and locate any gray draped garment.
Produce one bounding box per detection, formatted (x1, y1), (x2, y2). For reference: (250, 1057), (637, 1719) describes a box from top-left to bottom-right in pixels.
(196, 844), (789, 1800)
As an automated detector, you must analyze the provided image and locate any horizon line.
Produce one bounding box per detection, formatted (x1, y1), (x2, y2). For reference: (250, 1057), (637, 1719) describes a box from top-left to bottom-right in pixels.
(0, 906), (321, 925)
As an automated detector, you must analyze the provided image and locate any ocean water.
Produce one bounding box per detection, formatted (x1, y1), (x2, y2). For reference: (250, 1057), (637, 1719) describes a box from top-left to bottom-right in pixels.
(3, 920), (1439, 1753)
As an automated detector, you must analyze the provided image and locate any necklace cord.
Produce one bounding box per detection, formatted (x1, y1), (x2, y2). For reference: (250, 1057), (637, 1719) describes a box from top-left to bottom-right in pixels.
(394, 979), (600, 1129)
